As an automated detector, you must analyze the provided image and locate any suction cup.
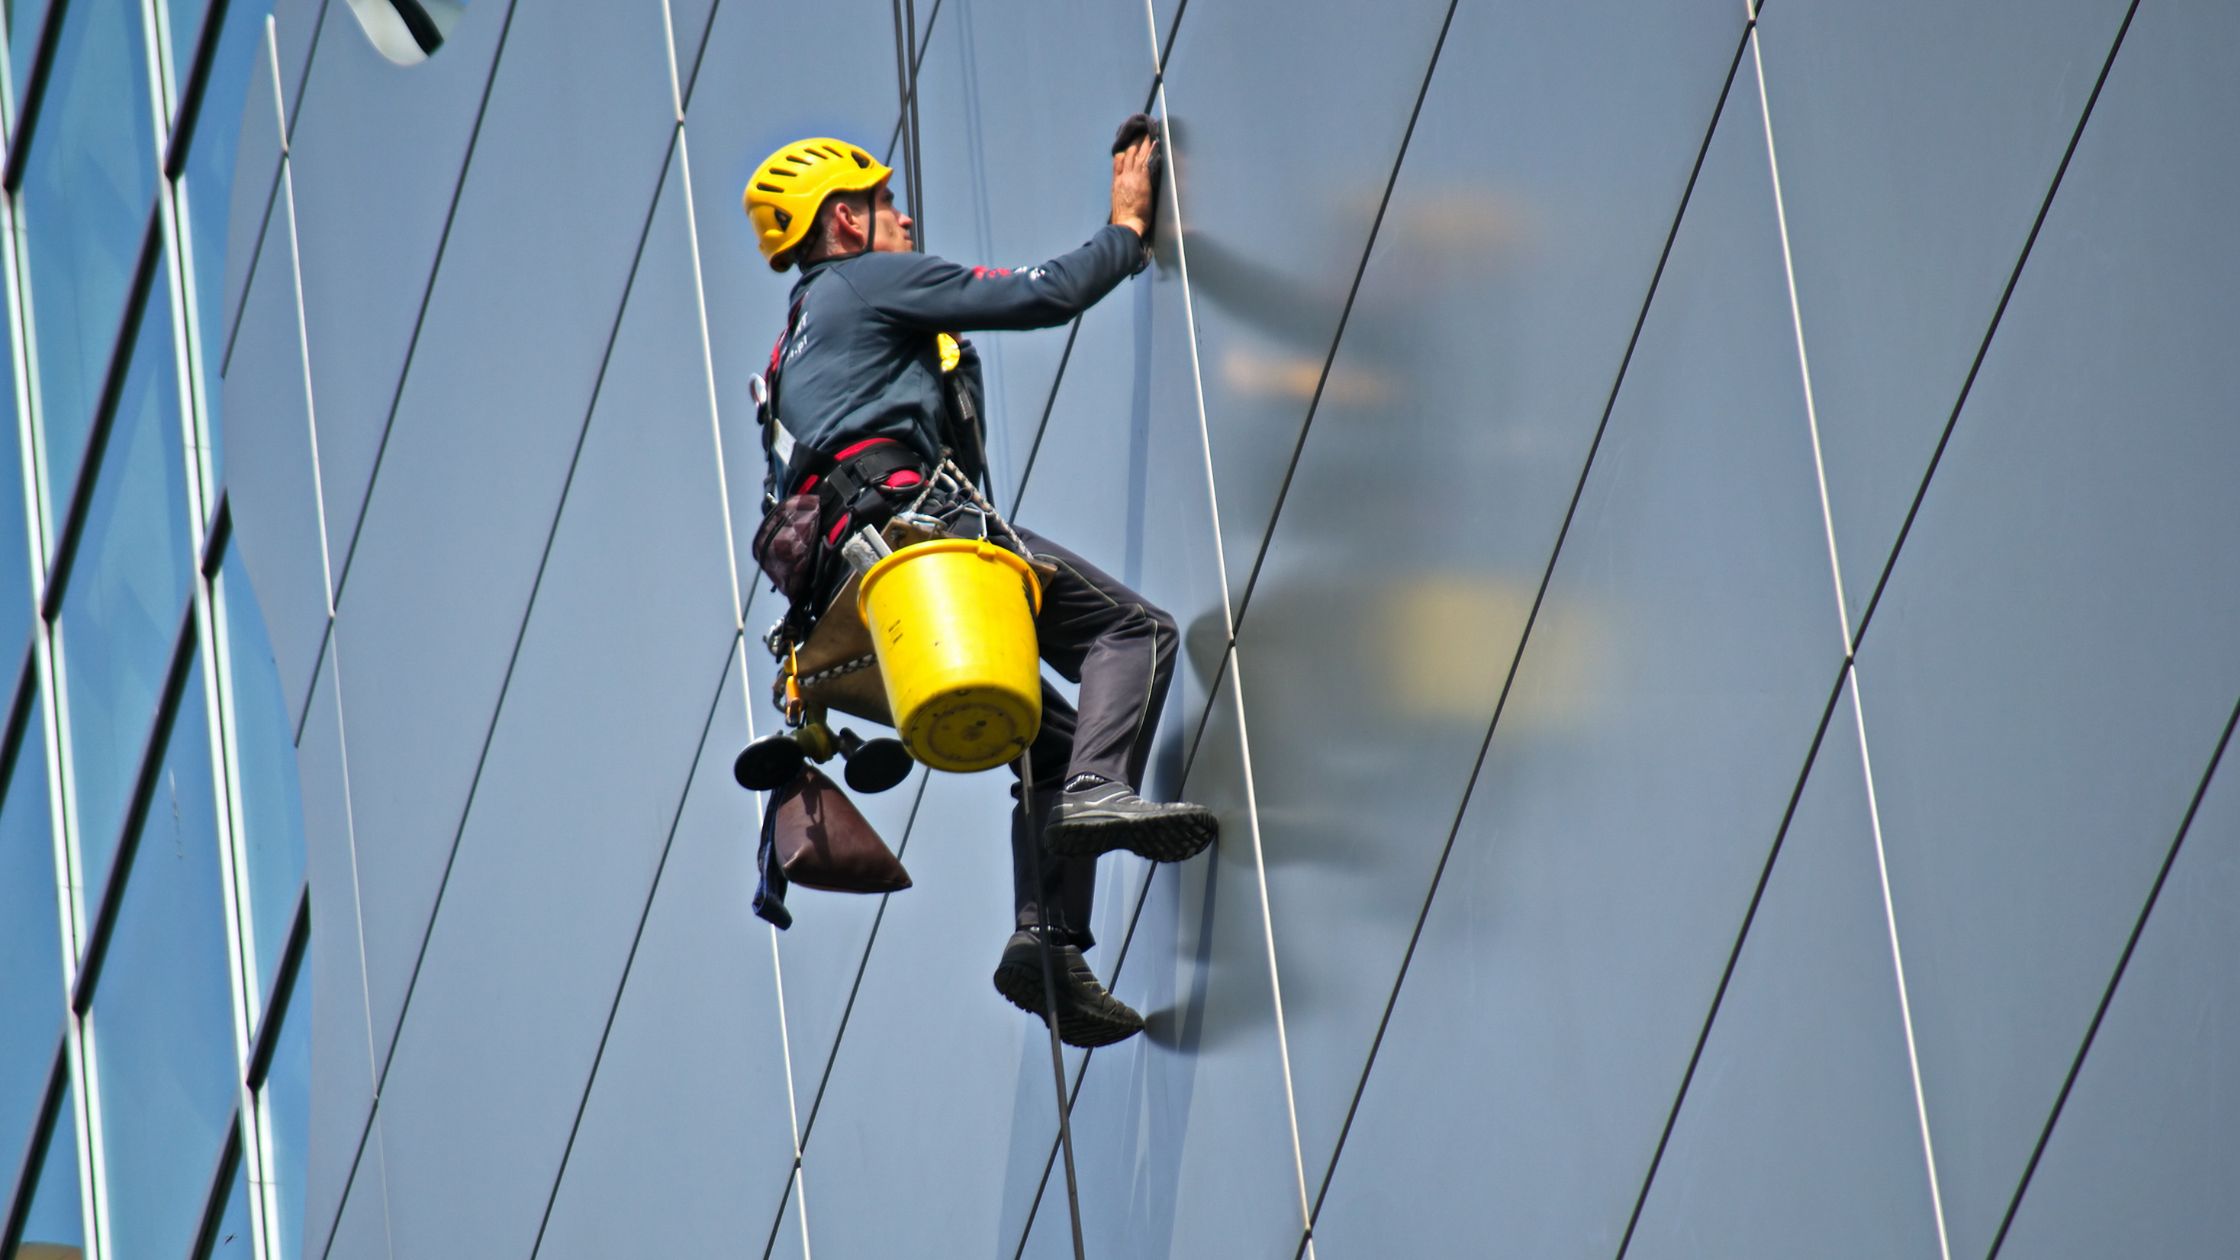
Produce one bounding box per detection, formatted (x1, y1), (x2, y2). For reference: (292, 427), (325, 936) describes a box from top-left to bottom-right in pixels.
(838, 730), (914, 794)
(734, 734), (806, 791)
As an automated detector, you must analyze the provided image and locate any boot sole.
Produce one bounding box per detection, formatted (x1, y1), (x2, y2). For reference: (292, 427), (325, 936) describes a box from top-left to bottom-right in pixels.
(992, 954), (1144, 1049)
(1046, 807), (1218, 862)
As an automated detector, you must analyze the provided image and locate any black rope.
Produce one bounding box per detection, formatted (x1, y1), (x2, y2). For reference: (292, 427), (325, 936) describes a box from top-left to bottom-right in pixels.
(1985, 690), (2240, 1256)
(1851, 0), (2141, 647)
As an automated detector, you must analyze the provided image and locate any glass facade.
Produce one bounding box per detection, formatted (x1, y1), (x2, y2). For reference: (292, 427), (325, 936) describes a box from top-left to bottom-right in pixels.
(208, 0), (2240, 1256)
(0, 1), (306, 1258)
(0, 690), (61, 1170)
(10, 1077), (84, 1258)
(17, 0), (158, 522)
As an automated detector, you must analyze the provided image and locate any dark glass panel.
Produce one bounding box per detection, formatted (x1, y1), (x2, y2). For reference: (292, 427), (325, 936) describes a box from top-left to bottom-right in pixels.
(0, 691), (62, 1210)
(58, 269), (193, 916)
(13, 1079), (85, 1255)
(90, 654), (238, 1260)
(19, 0), (159, 513)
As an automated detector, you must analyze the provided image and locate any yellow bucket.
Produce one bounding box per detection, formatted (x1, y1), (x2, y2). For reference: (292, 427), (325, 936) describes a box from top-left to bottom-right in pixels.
(857, 538), (1043, 772)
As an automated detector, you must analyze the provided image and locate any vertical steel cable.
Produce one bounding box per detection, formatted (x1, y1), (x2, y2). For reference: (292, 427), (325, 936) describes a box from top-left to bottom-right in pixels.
(883, 8), (909, 166)
(902, 0), (926, 248)
(887, 0), (929, 249)
(1016, 748), (1090, 1259)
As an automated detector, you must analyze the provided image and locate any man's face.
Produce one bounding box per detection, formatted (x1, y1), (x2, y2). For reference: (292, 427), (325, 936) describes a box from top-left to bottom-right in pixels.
(871, 181), (914, 252)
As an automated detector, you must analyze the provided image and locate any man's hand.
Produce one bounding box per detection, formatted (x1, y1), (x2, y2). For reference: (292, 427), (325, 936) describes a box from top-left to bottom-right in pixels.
(1110, 134), (1156, 240)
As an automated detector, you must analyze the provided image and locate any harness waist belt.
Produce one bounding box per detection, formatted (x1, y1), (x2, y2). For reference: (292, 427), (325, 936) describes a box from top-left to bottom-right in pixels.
(796, 438), (927, 543)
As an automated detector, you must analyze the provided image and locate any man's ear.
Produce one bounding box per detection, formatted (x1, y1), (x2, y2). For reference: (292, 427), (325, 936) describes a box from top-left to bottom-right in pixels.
(834, 197), (868, 245)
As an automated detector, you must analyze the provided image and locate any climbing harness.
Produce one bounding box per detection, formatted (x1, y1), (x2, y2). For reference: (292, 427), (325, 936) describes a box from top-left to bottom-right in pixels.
(740, 288), (1040, 927)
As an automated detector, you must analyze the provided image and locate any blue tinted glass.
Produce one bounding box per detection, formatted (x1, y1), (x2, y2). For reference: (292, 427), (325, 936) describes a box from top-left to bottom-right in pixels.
(59, 267), (193, 920)
(219, 547), (305, 1001)
(181, 0), (275, 495)
(0, 304), (33, 678)
(204, 1142), (253, 1260)
(16, 1080), (84, 1253)
(90, 654), (238, 1260)
(0, 689), (64, 1174)
(7, 0), (54, 116)
(263, 975), (308, 1260)
(19, 0), (160, 512)
(166, 0), (212, 93)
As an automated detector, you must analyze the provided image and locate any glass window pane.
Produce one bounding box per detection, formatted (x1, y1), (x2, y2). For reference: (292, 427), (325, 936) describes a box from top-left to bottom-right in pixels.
(7, 0), (55, 118)
(178, 0), (273, 496)
(89, 653), (237, 1260)
(201, 1140), (252, 1260)
(18, 0), (159, 512)
(15, 1078), (86, 1257)
(259, 975), (308, 1260)
(165, 0), (211, 96)
(218, 548), (304, 1000)
(1, 689), (64, 1170)
(57, 266), (191, 918)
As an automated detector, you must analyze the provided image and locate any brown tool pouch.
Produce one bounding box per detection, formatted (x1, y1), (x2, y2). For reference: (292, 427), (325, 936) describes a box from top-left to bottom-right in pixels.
(766, 766), (912, 895)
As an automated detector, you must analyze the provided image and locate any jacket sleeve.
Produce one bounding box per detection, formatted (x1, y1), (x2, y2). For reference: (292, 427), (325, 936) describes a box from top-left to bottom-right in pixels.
(847, 225), (1146, 332)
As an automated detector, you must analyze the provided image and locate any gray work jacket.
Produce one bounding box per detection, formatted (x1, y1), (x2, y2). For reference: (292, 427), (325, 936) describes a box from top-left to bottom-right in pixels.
(766, 223), (1147, 487)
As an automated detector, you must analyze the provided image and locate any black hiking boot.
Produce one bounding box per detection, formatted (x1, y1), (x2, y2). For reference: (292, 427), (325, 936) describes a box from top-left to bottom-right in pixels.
(992, 930), (1144, 1048)
(1044, 776), (1218, 862)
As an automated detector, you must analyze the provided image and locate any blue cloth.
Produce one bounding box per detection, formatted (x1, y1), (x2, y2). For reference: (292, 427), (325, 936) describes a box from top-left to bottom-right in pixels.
(752, 789), (794, 930)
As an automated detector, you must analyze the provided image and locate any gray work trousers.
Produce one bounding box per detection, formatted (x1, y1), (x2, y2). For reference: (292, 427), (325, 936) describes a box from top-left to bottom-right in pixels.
(1005, 525), (1178, 950)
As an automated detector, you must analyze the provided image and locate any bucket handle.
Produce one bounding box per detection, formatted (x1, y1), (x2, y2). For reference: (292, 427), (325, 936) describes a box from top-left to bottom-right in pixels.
(978, 539), (1043, 615)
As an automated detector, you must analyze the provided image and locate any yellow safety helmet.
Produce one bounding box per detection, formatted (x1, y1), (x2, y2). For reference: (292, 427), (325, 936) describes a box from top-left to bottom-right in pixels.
(743, 137), (893, 271)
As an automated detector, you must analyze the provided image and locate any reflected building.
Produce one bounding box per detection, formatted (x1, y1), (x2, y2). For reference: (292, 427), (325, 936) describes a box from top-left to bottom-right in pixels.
(217, 1), (2240, 1257)
(0, 0), (309, 1259)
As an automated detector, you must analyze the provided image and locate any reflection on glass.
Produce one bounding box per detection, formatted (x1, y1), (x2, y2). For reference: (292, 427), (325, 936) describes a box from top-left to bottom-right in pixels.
(342, 0), (467, 64)
(90, 653), (237, 1260)
(165, 0), (212, 94)
(58, 268), (193, 921)
(15, 1079), (85, 1257)
(7, 0), (55, 116)
(1, 689), (64, 1171)
(179, 0), (273, 496)
(218, 549), (305, 1001)
(204, 1141), (253, 1259)
(0, 316), (33, 675)
(261, 973), (308, 1260)
(19, 0), (160, 512)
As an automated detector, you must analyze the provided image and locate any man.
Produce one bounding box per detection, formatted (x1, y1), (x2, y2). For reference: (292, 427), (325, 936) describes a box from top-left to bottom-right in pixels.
(743, 132), (1215, 1047)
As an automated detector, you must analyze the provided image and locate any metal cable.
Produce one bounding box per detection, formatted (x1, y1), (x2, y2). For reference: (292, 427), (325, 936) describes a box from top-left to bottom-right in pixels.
(1018, 747), (1090, 1260)
(902, 0), (926, 246)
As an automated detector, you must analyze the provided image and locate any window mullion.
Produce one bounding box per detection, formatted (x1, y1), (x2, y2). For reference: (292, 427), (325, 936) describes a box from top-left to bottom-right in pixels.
(70, 1012), (110, 1259)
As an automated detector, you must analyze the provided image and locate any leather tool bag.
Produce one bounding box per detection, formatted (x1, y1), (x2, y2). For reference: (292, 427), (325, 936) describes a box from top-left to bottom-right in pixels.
(763, 766), (912, 896)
